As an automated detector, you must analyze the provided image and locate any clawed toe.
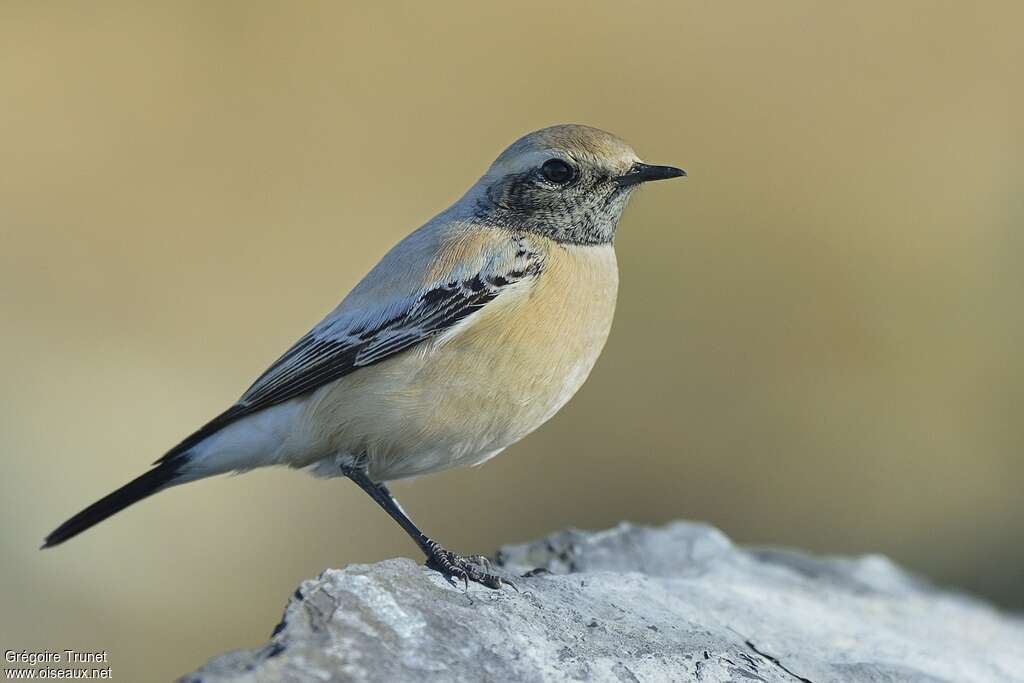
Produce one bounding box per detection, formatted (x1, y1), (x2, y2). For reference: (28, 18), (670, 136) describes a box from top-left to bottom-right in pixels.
(425, 546), (509, 590)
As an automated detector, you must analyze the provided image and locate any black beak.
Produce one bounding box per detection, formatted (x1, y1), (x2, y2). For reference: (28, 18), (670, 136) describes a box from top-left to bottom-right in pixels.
(616, 163), (687, 188)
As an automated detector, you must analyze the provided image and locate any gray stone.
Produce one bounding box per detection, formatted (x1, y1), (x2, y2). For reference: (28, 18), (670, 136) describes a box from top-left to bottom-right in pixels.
(181, 522), (1024, 683)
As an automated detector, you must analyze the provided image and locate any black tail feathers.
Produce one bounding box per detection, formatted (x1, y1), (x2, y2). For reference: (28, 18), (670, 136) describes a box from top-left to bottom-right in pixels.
(42, 460), (182, 549)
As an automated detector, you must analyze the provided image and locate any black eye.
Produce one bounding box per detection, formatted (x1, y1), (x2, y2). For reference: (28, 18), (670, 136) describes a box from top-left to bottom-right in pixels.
(540, 158), (576, 185)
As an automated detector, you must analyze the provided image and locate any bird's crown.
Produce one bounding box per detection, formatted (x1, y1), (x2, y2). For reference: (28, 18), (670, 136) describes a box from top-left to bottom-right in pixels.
(488, 124), (640, 179)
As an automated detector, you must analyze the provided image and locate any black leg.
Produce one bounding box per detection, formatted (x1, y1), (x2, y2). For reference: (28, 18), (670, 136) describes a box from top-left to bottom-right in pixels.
(342, 464), (507, 589)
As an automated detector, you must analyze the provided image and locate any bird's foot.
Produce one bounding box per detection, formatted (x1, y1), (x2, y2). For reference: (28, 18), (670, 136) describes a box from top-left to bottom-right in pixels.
(423, 541), (510, 590)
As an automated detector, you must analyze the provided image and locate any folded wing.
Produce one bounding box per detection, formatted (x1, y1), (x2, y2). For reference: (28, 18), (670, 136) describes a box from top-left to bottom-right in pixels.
(156, 230), (542, 465)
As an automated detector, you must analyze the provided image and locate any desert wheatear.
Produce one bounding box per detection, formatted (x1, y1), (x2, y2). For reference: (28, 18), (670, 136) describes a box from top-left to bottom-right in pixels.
(45, 124), (685, 588)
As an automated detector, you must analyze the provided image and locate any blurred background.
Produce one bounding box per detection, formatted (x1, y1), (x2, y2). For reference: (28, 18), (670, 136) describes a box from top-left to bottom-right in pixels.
(2, 1), (1021, 680)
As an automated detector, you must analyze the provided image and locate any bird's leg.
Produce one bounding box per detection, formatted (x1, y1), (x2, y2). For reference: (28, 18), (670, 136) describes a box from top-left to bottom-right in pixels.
(342, 464), (506, 589)
(373, 480), (491, 570)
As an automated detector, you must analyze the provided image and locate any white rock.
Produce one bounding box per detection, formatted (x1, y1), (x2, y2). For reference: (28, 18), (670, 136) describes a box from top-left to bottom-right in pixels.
(182, 522), (1024, 683)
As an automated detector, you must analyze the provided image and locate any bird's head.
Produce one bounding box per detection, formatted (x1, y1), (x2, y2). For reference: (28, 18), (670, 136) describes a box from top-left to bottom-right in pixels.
(466, 124), (684, 245)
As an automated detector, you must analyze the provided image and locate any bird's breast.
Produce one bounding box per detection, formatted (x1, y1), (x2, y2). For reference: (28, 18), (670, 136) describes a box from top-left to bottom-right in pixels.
(443, 241), (619, 423)
(307, 242), (618, 480)
(399, 243), (617, 468)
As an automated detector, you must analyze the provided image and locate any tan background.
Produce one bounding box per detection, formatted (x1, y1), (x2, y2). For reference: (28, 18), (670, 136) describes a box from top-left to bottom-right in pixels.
(2, 2), (1021, 680)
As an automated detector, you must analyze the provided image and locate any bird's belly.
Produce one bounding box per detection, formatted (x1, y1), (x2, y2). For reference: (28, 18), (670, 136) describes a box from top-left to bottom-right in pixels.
(304, 243), (618, 481)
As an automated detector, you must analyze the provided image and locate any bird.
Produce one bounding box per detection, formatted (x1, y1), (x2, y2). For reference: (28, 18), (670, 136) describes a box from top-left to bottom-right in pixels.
(43, 124), (685, 588)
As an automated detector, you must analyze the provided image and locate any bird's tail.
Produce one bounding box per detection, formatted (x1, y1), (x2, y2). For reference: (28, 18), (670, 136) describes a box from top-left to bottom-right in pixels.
(41, 460), (183, 548)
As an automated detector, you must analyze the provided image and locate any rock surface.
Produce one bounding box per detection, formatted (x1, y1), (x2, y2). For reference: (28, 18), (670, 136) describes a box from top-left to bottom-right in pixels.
(182, 522), (1024, 683)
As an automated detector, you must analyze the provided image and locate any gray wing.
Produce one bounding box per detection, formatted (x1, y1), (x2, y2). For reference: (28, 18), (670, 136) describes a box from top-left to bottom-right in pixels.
(156, 243), (542, 464)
